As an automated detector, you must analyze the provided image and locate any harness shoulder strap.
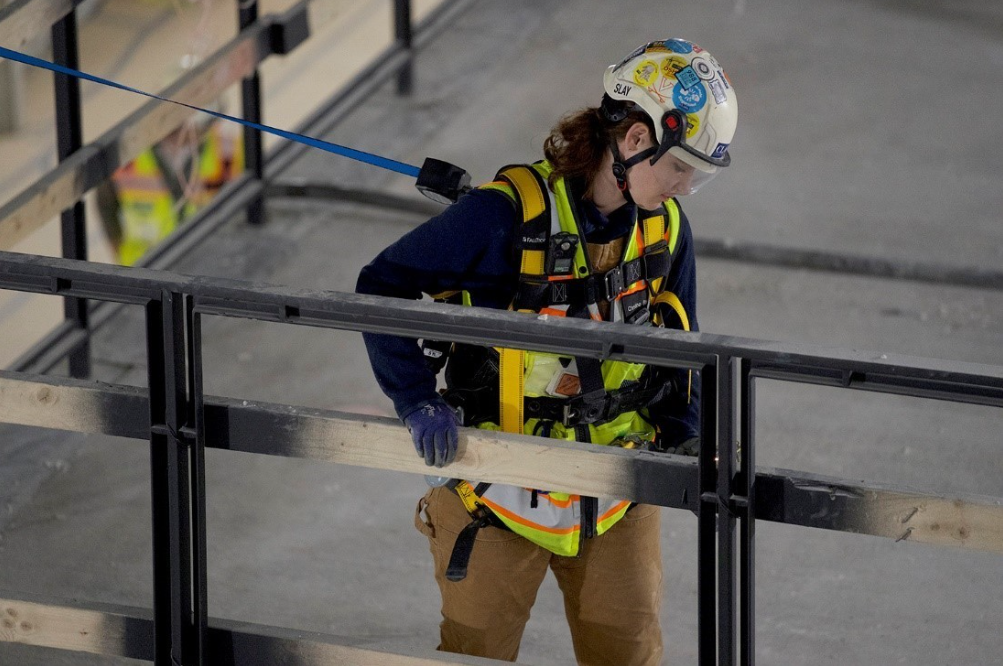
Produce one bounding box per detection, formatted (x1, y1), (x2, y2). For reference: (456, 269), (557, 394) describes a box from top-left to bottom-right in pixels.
(495, 164), (551, 276)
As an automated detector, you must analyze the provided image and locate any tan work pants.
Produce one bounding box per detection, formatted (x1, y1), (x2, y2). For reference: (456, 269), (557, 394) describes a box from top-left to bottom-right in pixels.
(415, 486), (663, 665)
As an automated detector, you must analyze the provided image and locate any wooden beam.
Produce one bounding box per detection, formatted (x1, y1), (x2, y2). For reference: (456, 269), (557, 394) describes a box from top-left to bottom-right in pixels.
(0, 594), (152, 659)
(0, 16), (269, 249)
(1, 370), (1002, 553)
(0, 0), (74, 52)
(0, 592), (521, 664)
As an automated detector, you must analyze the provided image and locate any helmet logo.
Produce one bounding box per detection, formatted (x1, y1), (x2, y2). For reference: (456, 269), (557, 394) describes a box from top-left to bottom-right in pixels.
(633, 60), (659, 87)
(685, 113), (700, 139)
(660, 56), (688, 79)
(711, 143), (729, 159)
(691, 57), (716, 81)
(663, 39), (693, 54)
(672, 81), (707, 113)
(676, 66), (701, 90)
(613, 83), (633, 96)
(708, 78), (728, 105)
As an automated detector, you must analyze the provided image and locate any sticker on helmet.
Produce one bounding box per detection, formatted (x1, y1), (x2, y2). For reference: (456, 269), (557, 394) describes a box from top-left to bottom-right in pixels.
(633, 60), (659, 87)
(660, 56), (689, 79)
(708, 78), (728, 105)
(616, 44), (646, 69)
(685, 113), (700, 139)
(691, 57), (715, 80)
(711, 143), (729, 159)
(692, 44), (705, 54)
(664, 39), (693, 54)
(644, 42), (670, 53)
(676, 66), (700, 90)
(673, 80), (707, 113)
(613, 83), (633, 97)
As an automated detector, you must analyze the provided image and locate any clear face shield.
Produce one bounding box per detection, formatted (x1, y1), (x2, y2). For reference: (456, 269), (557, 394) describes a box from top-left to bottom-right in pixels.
(650, 110), (730, 195)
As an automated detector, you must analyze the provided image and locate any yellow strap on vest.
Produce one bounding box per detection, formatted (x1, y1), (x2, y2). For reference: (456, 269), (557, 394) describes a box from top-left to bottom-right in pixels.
(497, 166), (549, 277)
(521, 249), (546, 275)
(642, 215), (668, 294)
(455, 481), (484, 514)
(651, 291), (691, 331)
(498, 347), (525, 433)
(642, 215), (666, 249)
(500, 166), (547, 223)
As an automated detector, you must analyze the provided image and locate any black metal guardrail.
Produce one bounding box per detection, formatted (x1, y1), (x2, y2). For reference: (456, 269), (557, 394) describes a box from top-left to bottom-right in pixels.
(0, 250), (1002, 665)
(2, 2), (1002, 665)
(0, 0), (474, 377)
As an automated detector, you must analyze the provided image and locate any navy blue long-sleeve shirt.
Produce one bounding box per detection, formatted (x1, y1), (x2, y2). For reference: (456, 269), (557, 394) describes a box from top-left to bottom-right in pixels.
(356, 181), (700, 446)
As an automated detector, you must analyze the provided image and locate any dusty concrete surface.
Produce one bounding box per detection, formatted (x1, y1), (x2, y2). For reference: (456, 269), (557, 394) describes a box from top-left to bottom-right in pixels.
(2, 0), (1003, 664)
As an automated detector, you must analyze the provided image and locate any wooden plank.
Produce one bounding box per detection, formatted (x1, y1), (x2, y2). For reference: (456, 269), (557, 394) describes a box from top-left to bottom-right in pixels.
(0, 22), (264, 249)
(1, 370), (1001, 553)
(0, 594), (152, 659)
(756, 471), (1003, 553)
(0, 369), (148, 438)
(0, 0), (73, 51)
(0, 593), (519, 664)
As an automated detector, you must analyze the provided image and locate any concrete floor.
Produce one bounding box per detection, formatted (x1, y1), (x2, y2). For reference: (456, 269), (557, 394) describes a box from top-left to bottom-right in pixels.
(2, 0), (1003, 664)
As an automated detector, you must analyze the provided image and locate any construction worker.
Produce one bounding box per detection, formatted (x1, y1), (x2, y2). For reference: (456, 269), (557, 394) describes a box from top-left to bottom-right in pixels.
(357, 39), (738, 664)
(97, 115), (242, 266)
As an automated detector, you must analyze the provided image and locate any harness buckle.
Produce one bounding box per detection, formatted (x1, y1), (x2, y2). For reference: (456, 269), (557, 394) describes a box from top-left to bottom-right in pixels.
(562, 389), (608, 426)
(604, 266), (625, 301)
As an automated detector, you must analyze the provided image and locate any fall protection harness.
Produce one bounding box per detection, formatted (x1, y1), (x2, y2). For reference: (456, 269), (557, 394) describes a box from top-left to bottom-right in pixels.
(428, 162), (688, 578)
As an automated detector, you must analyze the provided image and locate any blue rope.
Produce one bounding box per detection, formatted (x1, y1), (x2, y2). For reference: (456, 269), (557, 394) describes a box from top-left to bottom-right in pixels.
(0, 45), (422, 178)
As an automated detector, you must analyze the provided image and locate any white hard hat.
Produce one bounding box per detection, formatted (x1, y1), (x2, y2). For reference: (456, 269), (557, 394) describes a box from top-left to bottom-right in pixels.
(602, 39), (738, 192)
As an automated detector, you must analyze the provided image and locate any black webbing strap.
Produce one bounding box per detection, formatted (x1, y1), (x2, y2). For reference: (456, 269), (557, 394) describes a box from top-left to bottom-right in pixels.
(446, 508), (496, 582)
(445, 483), (506, 582)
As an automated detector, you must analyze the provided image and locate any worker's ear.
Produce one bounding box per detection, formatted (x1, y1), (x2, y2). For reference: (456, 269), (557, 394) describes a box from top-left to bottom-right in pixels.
(622, 122), (653, 157)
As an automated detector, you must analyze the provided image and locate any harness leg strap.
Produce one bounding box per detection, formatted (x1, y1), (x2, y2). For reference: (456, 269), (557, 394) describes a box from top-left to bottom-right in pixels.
(445, 512), (494, 582)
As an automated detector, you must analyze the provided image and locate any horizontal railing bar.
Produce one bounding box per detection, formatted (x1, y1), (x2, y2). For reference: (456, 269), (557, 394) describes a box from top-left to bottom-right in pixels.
(0, 4), (309, 250)
(7, 176), (262, 374)
(0, 591), (514, 664)
(2, 252), (1002, 393)
(0, 0), (75, 51)
(1, 370), (1001, 553)
(752, 363), (1003, 409)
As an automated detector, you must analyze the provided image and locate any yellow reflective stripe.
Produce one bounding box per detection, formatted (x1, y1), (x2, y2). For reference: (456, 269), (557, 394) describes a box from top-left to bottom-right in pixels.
(499, 348), (525, 433)
(455, 481), (483, 514)
(521, 249), (546, 275)
(501, 166), (547, 223)
(664, 199), (681, 253)
(479, 181), (516, 199)
(542, 166), (590, 276)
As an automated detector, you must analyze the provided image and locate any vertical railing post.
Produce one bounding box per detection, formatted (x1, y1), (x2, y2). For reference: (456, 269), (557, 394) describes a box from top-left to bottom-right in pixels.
(238, 0), (265, 225)
(698, 361), (718, 665)
(393, 0), (413, 95)
(717, 356), (738, 666)
(52, 8), (90, 377)
(187, 297), (209, 663)
(739, 359), (756, 666)
(147, 291), (202, 665)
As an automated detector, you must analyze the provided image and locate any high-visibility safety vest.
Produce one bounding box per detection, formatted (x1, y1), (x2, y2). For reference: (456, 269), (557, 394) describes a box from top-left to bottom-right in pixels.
(115, 122), (243, 266)
(445, 161), (689, 558)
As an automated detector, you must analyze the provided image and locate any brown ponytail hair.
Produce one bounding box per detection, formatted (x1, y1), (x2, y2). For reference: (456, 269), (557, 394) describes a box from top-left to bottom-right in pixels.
(542, 106), (654, 198)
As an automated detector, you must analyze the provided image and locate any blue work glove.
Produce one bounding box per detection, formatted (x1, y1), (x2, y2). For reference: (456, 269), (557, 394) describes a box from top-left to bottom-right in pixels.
(403, 399), (459, 468)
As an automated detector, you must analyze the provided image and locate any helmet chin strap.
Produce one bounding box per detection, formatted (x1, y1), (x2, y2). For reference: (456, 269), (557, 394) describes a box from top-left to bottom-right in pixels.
(609, 140), (657, 207)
